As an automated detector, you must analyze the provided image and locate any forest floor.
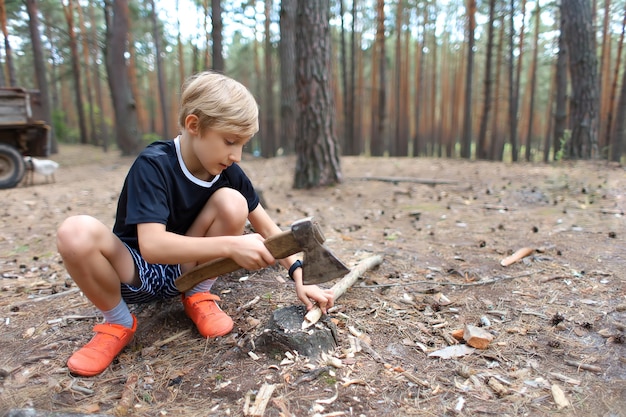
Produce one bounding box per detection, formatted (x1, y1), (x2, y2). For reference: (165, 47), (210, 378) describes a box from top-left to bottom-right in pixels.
(0, 144), (625, 417)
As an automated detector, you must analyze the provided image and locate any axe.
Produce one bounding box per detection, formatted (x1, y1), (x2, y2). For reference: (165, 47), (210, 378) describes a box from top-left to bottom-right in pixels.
(175, 217), (349, 292)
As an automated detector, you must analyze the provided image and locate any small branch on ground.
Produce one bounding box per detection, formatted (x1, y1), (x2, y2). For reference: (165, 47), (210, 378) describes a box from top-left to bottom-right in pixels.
(348, 176), (457, 185)
(303, 255), (383, 328)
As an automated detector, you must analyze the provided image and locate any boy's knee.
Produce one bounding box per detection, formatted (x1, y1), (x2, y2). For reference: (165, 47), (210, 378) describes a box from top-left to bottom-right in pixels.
(56, 215), (98, 254)
(212, 188), (249, 227)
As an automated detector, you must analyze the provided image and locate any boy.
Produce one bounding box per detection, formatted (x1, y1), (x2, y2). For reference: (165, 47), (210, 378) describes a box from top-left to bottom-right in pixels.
(56, 71), (335, 377)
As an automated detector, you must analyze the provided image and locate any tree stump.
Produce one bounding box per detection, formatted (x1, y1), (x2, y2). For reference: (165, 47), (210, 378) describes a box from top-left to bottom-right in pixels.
(254, 305), (337, 359)
(254, 255), (383, 359)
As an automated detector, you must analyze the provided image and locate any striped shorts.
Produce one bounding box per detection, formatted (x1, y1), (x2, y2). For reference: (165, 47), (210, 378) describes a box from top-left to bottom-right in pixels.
(120, 243), (182, 304)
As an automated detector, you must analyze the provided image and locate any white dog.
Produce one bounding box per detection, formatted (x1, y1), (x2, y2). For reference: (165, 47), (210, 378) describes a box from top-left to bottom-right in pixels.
(24, 156), (59, 185)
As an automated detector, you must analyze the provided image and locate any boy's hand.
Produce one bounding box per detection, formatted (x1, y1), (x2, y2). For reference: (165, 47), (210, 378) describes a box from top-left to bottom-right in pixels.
(295, 284), (335, 314)
(228, 233), (275, 270)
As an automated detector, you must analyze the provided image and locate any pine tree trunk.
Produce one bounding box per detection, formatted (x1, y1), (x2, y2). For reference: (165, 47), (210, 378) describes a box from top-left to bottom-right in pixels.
(598, 0), (612, 149)
(126, 30), (147, 134)
(370, 0), (386, 157)
(0, 0), (15, 86)
(25, 0), (55, 153)
(349, 0), (359, 155)
(176, 0), (186, 87)
(461, 0), (476, 159)
(77, 2), (97, 145)
(339, 0), (350, 155)
(262, 0), (276, 157)
(63, 0), (89, 145)
(279, 0), (297, 154)
(490, 16), (505, 161)
(525, 4), (540, 162)
(477, 0), (496, 160)
(609, 6), (626, 162)
(89, 2), (109, 150)
(149, 0), (170, 139)
(212, 0), (224, 72)
(412, 6), (426, 157)
(553, 14), (568, 160)
(294, 0), (342, 188)
(391, 0), (403, 157)
(103, 0), (141, 156)
(561, 0), (599, 159)
(606, 6), (625, 160)
(202, 0), (211, 70)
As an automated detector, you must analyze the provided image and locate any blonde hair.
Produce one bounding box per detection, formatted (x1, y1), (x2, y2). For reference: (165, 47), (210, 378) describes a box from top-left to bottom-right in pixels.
(179, 71), (259, 140)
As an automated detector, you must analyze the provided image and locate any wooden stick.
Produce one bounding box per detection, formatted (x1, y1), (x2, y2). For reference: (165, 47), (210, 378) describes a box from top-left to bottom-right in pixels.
(500, 247), (534, 267)
(302, 255), (383, 329)
(31, 288), (80, 302)
(564, 360), (602, 373)
(348, 176), (457, 185)
(113, 374), (138, 416)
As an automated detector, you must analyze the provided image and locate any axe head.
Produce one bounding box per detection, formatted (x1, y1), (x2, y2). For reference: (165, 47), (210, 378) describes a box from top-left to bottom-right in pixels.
(291, 217), (350, 284)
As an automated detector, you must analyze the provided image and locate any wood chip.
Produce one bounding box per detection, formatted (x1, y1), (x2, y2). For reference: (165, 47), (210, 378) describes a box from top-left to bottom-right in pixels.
(487, 377), (508, 396)
(245, 383), (276, 416)
(551, 384), (570, 409)
(463, 325), (494, 349)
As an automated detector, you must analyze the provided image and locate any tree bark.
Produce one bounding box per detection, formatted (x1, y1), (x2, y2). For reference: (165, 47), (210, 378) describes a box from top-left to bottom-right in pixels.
(0, 0), (15, 86)
(211, 0), (224, 72)
(490, 16), (505, 161)
(598, 0), (612, 149)
(88, 2), (110, 151)
(412, 5), (426, 157)
(76, 2), (97, 146)
(262, 0), (276, 157)
(610, 6), (626, 162)
(607, 5), (626, 161)
(477, 0), (496, 160)
(391, 0), (402, 157)
(279, 0), (297, 154)
(63, 0), (88, 145)
(149, 0), (170, 139)
(349, 0), (359, 155)
(176, 0), (186, 89)
(525, 4), (540, 162)
(553, 12), (568, 160)
(294, 0), (342, 188)
(512, 0), (527, 162)
(339, 0), (349, 155)
(461, 0), (476, 159)
(25, 0), (55, 153)
(104, 0), (142, 156)
(370, 0), (386, 157)
(561, 0), (599, 159)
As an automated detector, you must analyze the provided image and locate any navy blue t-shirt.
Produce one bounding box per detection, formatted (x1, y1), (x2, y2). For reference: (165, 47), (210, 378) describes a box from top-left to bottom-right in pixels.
(113, 137), (259, 250)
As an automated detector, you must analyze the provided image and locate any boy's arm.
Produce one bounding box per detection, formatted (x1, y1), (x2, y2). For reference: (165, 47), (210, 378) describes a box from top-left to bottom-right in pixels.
(136, 222), (273, 270)
(248, 206), (335, 313)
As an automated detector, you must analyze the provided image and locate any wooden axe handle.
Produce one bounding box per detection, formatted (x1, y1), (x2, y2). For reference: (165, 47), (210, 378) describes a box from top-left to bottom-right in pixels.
(175, 229), (302, 293)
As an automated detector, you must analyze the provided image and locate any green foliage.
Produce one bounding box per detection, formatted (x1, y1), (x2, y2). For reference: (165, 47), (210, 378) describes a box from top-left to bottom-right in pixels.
(52, 109), (70, 143)
(555, 130), (571, 161)
(142, 132), (163, 146)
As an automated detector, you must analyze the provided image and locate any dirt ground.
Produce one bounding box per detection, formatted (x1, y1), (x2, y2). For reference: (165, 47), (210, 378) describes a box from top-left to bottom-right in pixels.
(0, 144), (625, 417)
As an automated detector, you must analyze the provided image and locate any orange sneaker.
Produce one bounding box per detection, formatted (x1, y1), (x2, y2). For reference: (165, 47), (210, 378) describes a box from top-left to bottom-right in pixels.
(182, 292), (233, 338)
(67, 315), (137, 377)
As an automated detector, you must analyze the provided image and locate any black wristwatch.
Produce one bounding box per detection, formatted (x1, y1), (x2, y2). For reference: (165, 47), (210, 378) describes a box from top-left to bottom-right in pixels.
(288, 259), (303, 280)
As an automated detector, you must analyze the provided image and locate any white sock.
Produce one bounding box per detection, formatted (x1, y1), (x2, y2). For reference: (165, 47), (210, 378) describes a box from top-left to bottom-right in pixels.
(101, 299), (134, 329)
(185, 278), (216, 297)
